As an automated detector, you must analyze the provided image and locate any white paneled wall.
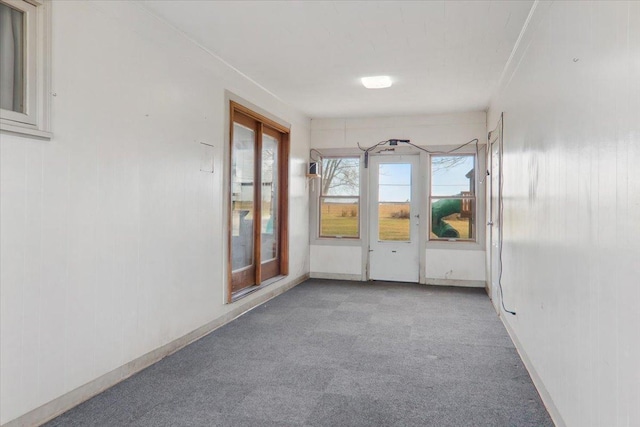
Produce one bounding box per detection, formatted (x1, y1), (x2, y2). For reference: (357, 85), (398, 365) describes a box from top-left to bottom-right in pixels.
(425, 249), (486, 283)
(310, 245), (362, 278)
(0, 1), (310, 424)
(311, 113), (487, 149)
(488, 2), (640, 426)
(310, 113), (487, 283)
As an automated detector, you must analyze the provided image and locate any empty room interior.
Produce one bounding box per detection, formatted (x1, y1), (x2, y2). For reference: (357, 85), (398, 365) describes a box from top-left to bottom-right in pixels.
(1, 1), (638, 426)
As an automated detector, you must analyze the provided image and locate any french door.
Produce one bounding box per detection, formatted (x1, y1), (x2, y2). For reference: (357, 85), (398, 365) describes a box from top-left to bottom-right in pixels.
(229, 102), (289, 299)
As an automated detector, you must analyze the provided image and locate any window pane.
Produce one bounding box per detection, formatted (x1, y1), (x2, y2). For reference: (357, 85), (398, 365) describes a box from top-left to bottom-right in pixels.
(431, 155), (475, 197)
(231, 123), (255, 270)
(431, 198), (475, 240)
(378, 163), (411, 241)
(0, 3), (25, 113)
(261, 133), (278, 262)
(378, 202), (410, 241)
(321, 158), (359, 196)
(378, 163), (411, 202)
(320, 197), (359, 237)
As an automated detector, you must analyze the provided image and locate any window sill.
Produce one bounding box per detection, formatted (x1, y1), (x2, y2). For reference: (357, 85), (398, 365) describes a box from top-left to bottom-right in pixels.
(1, 120), (52, 139)
(426, 240), (484, 251)
(230, 275), (287, 303)
(311, 237), (361, 247)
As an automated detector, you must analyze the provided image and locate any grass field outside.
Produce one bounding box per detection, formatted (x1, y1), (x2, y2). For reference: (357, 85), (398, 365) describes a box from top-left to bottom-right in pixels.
(321, 202), (411, 240)
(320, 202), (359, 237)
(377, 203), (410, 240)
(320, 202), (471, 240)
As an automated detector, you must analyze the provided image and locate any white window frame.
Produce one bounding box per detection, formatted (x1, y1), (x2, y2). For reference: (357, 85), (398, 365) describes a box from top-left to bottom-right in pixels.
(428, 153), (478, 243)
(309, 149), (364, 246)
(318, 155), (361, 239)
(0, 0), (51, 139)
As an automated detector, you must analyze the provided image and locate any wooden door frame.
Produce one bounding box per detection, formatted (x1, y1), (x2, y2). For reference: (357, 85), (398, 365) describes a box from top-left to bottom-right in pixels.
(227, 101), (289, 303)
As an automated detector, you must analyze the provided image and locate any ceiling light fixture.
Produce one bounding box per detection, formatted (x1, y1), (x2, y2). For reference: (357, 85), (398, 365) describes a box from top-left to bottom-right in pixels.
(361, 75), (392, 89)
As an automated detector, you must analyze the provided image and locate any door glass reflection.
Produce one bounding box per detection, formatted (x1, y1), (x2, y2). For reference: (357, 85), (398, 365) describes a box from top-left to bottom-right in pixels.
(231, 123), (255, 270)
(261, 134), (278, 262)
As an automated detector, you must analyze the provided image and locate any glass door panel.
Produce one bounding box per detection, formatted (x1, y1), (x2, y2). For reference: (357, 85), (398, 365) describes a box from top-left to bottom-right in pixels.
(231, 122), (256, 291)
(260, 129), (281, 282)
(261, 133), (278, 262)
(377, 163), (412, 241)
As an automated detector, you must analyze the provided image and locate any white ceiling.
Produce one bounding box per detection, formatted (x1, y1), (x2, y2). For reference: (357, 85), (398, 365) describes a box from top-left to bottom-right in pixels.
(141, 1), (533, 118)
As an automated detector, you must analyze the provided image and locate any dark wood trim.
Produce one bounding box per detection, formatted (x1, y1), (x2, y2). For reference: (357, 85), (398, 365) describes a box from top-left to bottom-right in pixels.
(254, 122), (263, 286)
(261, 125), (282, 141)
(231, 267), (256, 293)
(230, 101), (290, 134)
(227, 107), (235, 303)
(279, 131), (290, 276)
(232, 111), (259, 131)
(261, 259), (279, 282)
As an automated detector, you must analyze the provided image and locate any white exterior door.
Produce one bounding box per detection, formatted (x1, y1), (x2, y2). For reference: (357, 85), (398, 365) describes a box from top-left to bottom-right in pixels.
(488, 134), (501, 303)
(368, 155), (420, 282)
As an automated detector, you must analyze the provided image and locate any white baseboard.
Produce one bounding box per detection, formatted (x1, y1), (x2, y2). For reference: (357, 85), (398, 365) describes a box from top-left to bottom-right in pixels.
(308, 274), (485, 289)
(309, 272), (362, 281)
(500, 315), (565, 427)
(424, 278), (485, 288)
(3, 274), (309, 427)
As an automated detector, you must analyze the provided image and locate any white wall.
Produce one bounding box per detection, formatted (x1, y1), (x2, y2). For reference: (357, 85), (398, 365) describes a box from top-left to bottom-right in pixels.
(0, 1), (310, 424)
(425, 248), (486, 283)
(488, 1), (640, 426)
(310, 246), (362, 277)
(311, 113), (487, 150)
(310, 113), (487, 283)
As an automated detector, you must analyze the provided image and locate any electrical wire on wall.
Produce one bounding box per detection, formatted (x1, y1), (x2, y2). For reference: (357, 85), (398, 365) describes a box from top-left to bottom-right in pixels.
(357, 138), (481, 168)
(489, 113), (516, 316)
(477, 137), (490, 185)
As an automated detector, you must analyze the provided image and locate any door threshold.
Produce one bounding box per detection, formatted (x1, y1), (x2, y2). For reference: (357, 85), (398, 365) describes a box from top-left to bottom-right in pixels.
(230, 275), (286, 303)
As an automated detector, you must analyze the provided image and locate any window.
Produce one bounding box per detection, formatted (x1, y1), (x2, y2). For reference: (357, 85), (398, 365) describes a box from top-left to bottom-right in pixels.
(0, 0), (51, 138)
(229, 102), (289, 300)
(429, 154), (476, 241)
(319, 157), (360, 238)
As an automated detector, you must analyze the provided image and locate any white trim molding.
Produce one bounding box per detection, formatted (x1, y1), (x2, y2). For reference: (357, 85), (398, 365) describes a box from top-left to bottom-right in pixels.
(424, 278), (485, 288)
(501, 315), (566, 427)
(309, 272), (363, 281)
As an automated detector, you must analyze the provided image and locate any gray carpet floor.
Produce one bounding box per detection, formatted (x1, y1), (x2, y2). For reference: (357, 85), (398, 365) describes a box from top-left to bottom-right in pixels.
(44, 279), (554, 426)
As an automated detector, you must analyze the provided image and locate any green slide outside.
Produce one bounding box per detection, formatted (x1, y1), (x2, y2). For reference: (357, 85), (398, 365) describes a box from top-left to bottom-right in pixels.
(431, 199), (461, 238)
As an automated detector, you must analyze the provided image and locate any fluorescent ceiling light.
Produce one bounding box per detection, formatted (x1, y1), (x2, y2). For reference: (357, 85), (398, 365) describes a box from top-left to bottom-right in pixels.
(361, 76), (392, 89)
